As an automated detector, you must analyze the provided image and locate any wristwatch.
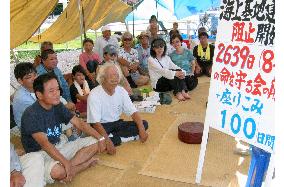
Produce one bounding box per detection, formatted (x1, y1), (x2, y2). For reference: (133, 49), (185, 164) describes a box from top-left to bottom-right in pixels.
(98, 136), (105, 142)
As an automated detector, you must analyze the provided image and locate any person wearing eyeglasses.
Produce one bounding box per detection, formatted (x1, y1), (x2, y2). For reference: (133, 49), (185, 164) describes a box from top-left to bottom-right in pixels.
(12, 62), (38, 129)
(117, 32), (149, 88)
(148, 38), (190, 101)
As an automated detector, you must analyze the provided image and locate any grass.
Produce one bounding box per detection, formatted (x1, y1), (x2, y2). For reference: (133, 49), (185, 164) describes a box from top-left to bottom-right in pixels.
(11, 32), (102, 62)
(15, 32), (99, 50)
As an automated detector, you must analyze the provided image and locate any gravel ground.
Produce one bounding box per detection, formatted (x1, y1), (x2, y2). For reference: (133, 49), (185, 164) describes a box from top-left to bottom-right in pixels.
(10, 49), (81, 95)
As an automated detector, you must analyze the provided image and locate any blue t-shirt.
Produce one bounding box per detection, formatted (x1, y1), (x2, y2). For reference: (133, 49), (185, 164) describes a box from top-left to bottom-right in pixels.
(169, 49), (195, 75)
(21, 101), (74, 153)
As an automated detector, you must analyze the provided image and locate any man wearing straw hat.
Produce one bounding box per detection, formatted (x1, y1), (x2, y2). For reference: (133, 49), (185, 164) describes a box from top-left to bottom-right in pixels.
(136, 31), (151, 74)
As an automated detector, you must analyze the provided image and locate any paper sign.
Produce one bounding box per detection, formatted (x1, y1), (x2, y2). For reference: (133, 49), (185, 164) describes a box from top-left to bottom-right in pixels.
(196, 0), (275, 183)
(206, 0), (275, 153)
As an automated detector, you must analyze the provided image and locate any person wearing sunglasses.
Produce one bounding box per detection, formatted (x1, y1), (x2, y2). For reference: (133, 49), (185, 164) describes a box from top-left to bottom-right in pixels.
(148, 38), (191, 101)
(117, 32), (149, 88)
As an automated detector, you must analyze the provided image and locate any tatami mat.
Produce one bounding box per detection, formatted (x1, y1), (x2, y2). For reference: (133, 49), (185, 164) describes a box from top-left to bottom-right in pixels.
(47, 164), (124, 187)
(139, 116), (251, 187)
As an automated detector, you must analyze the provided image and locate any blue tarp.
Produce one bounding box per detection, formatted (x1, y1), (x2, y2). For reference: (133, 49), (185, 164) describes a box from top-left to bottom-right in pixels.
(173, 0), (220, 19)
(125, 0), (221, 21)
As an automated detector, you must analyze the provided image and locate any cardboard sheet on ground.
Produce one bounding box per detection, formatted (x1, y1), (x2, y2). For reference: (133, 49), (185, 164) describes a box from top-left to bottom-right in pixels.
(96, 108), (177, 169)
(47, 164), (123, 187)
(139, 115), (251, 187)
(94, 80), (211, 169)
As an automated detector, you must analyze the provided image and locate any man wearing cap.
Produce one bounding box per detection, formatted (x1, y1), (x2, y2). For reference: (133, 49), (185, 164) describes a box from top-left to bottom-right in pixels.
(136, 31), (151, 74)
(193, 32), (215, 77)
(94, 25), (119, 59)
(101, 44), (133, 96)
(102, 44), (144, 102)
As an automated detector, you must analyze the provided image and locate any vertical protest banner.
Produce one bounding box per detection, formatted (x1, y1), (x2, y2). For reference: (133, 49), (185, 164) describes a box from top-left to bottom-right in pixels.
(196, 0), (275, 183)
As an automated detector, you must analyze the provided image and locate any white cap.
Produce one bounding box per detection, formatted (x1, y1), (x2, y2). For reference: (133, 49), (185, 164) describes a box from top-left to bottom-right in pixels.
(101, 25), (111, 32)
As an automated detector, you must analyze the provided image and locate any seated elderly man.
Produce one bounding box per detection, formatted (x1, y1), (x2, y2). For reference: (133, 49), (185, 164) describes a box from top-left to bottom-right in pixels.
(87, 63), (149, 155)
(21, 73), (106, 185)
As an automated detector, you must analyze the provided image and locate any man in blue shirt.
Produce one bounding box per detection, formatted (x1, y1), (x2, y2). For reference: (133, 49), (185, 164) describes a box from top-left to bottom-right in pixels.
(36, 49), (74, 105)
(12, 62), (37, 128)
(12, 62), (76, 141)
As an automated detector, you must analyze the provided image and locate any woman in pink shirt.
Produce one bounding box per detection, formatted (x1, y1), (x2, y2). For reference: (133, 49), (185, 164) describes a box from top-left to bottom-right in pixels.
(79, 38), (101, 83)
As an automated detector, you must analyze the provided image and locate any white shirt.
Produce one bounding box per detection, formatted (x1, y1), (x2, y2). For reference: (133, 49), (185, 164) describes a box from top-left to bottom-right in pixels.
(94, 36), (119, 59)
(87, 85), (137, 123)
(148, 56), (185, 89)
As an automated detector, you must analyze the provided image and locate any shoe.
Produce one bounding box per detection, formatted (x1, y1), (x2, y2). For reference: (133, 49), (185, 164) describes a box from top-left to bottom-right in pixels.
(68, 134), (77, 142)
(130, 94), (143, 102)
(121, 136), (138, 143)
(159, 93), (172, 105)
(233, 148), (251, 156)
(69, 128), (82, 141)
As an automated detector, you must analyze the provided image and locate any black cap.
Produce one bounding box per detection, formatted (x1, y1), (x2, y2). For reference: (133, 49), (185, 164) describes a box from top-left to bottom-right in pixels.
(198, 32), (209, 39)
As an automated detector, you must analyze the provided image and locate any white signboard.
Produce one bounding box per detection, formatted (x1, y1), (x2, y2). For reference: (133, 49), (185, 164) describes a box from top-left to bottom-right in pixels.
(196, 0), (275, 183)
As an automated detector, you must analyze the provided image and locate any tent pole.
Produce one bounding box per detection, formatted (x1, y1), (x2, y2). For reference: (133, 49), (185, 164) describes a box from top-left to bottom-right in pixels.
(132, 5), (134, 37)
(77, 0), (84, 52)
(81, 6), (87, 39)
(38, 26), (41, 52)
(125, 21), (129, 32)
(156, 0), (158, 20)
(95, 30), (98, 40)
